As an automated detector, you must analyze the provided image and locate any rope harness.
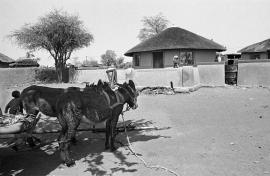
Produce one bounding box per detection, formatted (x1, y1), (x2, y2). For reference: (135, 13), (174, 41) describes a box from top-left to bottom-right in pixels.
(121, 108), (180, 176)
(102, 89), (124, 109)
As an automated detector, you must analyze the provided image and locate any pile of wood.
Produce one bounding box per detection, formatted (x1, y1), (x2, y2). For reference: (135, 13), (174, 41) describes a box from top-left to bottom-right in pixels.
(140, 87), (175, 95)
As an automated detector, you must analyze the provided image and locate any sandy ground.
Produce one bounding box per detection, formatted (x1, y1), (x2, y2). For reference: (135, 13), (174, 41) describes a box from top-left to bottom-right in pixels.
(1, 85), (270, 176)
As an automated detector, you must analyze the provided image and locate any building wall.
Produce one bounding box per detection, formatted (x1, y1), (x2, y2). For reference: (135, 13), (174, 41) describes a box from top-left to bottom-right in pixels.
(163, 50), (179, 67)
(193, 50), (216, 63)
(133, 49), (217, 68)
(0, 62), (10, 68)
(241, 52), (268, 60)
(133, 52), (153, 69)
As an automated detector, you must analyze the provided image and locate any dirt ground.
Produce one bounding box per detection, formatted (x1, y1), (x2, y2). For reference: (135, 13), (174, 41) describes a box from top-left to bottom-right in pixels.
(1, 85), (270, 176)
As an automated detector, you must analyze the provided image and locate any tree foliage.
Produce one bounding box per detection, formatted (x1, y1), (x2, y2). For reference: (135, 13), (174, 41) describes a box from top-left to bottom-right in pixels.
(100, 50), (117, 66)
(82, 59), (99, 67)
(100, 50), (127, 68)
(138, 13), (169, 41)
(9, 9), (93, 82)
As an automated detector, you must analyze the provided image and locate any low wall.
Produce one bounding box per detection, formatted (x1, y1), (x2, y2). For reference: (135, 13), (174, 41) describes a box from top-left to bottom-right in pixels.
(76, 68), (181, 87)
(75, 69), (127, 84)
(197, 63), (225, 86)
(0, 68), (37, 87)
(75, 63), (225, 87)
(134, 68), (181, 87)
(0, 68), (38, 111)
(238, 60), (270, 86)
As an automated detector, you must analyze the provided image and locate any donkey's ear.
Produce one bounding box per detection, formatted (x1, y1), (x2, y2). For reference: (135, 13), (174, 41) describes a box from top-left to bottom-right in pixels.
(128, 80), (135, 88)
(97, 79), (103, 86)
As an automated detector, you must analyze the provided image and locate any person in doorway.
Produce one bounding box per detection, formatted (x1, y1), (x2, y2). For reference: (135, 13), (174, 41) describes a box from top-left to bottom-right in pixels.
(5, 90), (23, 115)
(173, 55), (179, 68)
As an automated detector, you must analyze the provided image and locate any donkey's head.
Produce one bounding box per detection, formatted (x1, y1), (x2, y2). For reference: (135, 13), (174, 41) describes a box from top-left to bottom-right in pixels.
(120, 80), (139, 109)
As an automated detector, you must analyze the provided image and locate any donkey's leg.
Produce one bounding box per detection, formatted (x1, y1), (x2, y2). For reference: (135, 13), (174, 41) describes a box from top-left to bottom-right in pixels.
(58, 125), (76, 167)
(58, 115), (68, 164)
(105, 119), (112, 150)
(63, 121), (79, 167)
(110, 114), (120, 151)
(62, 103), (81, 167)
(58, 110), (77, 167)
(25, 110), (40, 148)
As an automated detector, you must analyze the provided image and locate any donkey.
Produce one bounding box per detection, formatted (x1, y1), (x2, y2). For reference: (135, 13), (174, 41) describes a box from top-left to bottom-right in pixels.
(56, 80), (138, 167)
(20, 85), (82, 117)
(20, 86), (86, 145)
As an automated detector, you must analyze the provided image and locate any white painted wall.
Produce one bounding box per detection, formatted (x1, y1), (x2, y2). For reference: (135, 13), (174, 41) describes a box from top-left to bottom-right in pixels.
(238, 61), (270, 86)
(75, 64), (225, 88)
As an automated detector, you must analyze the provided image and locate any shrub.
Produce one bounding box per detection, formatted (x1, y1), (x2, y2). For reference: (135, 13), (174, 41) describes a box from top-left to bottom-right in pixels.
(35, 67), (58, 83)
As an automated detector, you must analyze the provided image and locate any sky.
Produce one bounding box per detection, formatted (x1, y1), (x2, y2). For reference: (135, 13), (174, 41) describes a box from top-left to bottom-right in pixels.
(0, 0), (270, 66)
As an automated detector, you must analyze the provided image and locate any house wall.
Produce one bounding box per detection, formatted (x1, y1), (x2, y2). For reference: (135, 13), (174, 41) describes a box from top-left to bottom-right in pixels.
(133, 52), (153, 69)
(241, 52), (268, 60)
(193, 50), (216, 63)
(163, 50), (179, 67)
(0, 62), (10, 68)
(133, 50), (218, 68)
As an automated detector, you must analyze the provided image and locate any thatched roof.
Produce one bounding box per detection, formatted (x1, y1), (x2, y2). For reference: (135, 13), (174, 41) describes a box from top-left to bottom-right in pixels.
(0, 52), (14, 63)
(238, 38), (270, 53)
(9, 58), (39, 67)
(125, 27), (226, 56)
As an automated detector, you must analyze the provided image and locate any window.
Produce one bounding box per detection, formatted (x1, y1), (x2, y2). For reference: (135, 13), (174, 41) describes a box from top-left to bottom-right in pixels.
(134, 54), (140, 66)
(250, 54), (260, 60)
(179, 51), (194, 65)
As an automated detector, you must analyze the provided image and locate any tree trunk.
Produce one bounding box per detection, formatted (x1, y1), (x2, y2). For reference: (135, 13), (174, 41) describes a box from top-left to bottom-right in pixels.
(55, 63), (63, 83)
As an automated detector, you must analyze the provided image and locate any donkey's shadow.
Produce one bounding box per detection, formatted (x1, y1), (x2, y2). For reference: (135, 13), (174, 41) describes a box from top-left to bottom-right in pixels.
(0, 119), (171, 176)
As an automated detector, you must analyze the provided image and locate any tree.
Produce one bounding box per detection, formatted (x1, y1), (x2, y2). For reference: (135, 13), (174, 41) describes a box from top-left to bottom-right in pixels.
(82, 58), (99, 67)
(70, 56), (81, 67)
(100, 50), (117, 66)
(138, 12), (169, 41)
(116, 56), (125, 68)
(25, 51), (40, 62)
(9, 9), (94, 82)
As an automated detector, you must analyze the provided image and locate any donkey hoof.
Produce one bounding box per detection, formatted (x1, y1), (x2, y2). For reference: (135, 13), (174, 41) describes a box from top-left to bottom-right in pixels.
(66, 160), (75, 167)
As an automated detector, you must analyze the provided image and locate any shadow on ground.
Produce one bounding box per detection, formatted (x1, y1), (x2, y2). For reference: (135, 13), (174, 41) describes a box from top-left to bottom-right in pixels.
(0, 119), (171, 176)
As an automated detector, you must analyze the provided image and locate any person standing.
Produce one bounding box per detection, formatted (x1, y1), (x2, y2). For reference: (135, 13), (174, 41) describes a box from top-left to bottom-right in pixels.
(173, 55), (179, 68)
(125, 64), (135, 82)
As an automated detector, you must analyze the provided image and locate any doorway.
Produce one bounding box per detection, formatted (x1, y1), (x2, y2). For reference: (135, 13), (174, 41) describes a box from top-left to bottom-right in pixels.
(153, 52), (164, 68)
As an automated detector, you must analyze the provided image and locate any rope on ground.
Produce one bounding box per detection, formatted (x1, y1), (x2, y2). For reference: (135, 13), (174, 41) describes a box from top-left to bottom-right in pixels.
(121, 112), (180, 176)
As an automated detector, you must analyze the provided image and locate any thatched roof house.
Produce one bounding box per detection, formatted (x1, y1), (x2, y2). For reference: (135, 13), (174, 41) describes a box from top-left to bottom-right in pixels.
(9, 57), (40, 68)
(125, 27), (226, 68)
(0, 52), (15, 68)
(238, 39), (270, 60)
